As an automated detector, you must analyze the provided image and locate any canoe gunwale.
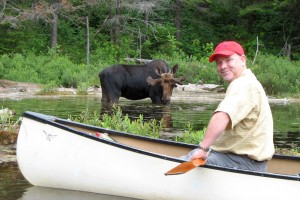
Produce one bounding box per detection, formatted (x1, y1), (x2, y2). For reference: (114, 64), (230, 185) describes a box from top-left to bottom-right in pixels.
(21, 111), (300, 181)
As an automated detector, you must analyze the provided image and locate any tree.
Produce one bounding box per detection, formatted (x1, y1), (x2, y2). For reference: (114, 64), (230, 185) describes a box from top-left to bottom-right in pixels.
(89, 0), (171, 56)
(239, 0), (300, 59)
(0, 0), (80, 48)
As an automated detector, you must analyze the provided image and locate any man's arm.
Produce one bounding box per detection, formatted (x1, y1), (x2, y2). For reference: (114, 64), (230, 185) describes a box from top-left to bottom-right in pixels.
(191, 111), (230, 160)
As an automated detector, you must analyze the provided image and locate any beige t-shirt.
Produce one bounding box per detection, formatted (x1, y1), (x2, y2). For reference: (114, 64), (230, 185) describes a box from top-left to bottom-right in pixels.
(211, 69), (275, 161)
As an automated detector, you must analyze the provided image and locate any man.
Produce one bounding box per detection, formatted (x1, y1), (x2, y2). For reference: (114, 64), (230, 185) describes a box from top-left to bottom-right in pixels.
(181, 41), (274, 172)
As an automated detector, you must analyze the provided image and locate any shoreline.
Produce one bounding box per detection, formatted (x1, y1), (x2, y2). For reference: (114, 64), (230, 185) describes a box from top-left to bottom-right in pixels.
(1, 79), (298, 103)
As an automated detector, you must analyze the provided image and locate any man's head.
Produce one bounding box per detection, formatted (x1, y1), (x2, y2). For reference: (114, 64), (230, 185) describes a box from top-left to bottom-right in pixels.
(209, 41), (246, 83)
(209, 41), (245, 62)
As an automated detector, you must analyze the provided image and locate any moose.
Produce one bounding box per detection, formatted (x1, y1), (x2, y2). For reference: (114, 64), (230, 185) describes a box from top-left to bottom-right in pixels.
(99, 59), (186, 105)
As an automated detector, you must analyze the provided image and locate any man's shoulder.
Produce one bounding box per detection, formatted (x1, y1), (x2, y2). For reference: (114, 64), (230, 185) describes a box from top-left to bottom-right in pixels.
(233, 69), (258, 86)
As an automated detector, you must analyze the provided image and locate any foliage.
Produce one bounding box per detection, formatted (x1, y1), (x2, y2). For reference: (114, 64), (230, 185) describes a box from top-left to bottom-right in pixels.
(1, 0), (299, 61)
(90, 39), (138, 65)
(0, 109), (299, 156)
(71, 107), (207, 144)
(0, 0), (299, 96)
(175, 123), (206, 145)
(0, 49), (299, 96)
(186, 40), (214, 60)
(153, 54), (221, 85)
(142, 24), (181, 58)
(0, 109), (13, 125)
(72, 106), (163, 138)
(77, 82), (90, 95)
(250, 54), (300, 96)
(275, 148), (300, 156)
(71, 106), (206, 144)
(0, 108), (20, 145)
(38, 80), (57, 95)
(0, 52), (100, 88)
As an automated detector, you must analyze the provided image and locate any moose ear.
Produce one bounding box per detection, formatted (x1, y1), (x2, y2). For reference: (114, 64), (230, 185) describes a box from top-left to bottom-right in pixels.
(172, 64), (179, 74)
(146, 76), (162, 86)
(153, 65), (162, 76)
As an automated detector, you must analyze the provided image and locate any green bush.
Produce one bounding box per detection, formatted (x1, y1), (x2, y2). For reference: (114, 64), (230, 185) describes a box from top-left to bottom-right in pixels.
(2, 53), (40, 83)
(155, 54), (220, 85)
(0, 52), (100, 88)
(250, 54), (300, 96)
(0, 48), (299, 97)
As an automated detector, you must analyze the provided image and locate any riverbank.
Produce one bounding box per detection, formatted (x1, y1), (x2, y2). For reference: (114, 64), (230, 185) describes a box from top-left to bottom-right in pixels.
(0, 79), (225, 100)
(1, 79), (298, 103)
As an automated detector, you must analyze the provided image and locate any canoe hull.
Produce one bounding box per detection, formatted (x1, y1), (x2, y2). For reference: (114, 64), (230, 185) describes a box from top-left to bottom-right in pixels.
(17, 112), (300, 200)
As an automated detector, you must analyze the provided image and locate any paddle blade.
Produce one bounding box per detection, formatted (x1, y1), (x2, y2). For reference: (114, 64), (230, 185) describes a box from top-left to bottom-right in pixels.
(164, 159), (206, 176)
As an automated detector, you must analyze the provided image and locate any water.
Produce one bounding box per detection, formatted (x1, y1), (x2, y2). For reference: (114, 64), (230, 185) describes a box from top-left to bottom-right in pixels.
(2, 95), (299, 146)
(0, 162), (138, 200)
(0, 162), (29, 200)
(1, 95), (300, 199)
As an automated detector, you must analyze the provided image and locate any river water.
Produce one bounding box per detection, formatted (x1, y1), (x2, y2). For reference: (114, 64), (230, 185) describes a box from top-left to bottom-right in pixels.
(1, 95), (300, 199)
(2, 95), (300, 146)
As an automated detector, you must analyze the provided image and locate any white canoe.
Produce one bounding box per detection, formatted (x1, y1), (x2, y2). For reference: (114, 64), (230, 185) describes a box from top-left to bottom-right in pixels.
(17, 111), (300, 200)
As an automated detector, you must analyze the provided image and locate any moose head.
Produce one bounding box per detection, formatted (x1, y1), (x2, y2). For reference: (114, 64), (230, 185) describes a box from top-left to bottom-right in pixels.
(146, 64), (186, 104)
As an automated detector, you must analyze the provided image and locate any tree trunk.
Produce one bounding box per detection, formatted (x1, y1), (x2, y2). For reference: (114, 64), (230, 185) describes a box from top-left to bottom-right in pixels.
(94, 15), (110, 37)
(114, 0), (121, 46)
(86, 16), (90, 65)
(142, 11), (149, 42)
(174, 0), (181, 40)
(287, 43), (291, 61)
(51, 13), (58, 48)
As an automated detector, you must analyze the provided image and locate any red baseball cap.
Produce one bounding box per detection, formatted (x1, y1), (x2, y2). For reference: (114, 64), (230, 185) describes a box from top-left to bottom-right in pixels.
(209, 41), (245, 62)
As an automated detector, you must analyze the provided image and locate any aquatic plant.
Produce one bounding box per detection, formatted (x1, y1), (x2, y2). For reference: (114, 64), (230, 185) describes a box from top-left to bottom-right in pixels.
(71, 106), (163, 139)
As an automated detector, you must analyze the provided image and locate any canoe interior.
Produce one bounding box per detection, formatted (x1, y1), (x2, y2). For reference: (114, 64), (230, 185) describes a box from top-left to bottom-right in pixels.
(64, 124), (192, 158)
(268, 157), (300, 175)
(53, 119), (300, 176)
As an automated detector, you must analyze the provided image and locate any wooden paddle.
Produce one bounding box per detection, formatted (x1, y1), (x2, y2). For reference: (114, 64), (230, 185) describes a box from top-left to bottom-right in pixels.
(164, 159), (206, 176)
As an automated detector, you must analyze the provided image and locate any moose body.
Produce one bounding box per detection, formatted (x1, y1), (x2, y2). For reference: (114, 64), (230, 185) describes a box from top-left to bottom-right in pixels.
(99, 59), (185, 105)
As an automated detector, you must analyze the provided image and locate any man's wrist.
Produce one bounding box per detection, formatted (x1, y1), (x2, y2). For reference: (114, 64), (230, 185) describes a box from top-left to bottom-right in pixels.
(197, 144), (210, 152)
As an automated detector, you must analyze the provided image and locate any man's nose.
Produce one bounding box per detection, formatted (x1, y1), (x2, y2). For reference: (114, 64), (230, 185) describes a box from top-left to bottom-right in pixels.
(218, 61), (227, 69)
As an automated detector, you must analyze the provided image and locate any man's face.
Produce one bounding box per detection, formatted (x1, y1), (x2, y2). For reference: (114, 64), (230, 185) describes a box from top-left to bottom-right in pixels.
(215, 54), (246, 83)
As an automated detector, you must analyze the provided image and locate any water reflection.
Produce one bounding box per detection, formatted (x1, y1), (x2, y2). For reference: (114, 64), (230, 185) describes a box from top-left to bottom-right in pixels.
(101, 102), (174, 128)
(0, 162), (30, 200)
(112, 100), (215, 132)
(20, 187), (140, 200)
(274, 131), (300, 148)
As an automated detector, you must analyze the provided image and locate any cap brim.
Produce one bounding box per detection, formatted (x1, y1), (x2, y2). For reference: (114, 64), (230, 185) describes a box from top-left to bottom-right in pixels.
(209, 51), (236, 62)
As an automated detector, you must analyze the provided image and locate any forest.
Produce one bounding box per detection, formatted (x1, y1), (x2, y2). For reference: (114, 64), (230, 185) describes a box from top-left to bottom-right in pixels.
(0, 0), (299, 96)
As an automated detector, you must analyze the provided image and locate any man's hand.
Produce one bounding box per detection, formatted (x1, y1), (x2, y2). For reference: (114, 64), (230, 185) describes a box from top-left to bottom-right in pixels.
(191, 148), (210, 161)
